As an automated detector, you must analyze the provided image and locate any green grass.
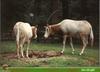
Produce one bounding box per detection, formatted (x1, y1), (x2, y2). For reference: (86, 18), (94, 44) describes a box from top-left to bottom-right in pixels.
(0, 41), (99, 67)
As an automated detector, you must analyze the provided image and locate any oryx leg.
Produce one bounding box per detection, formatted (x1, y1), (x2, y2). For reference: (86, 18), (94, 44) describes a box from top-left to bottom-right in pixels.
(16, 41), (20, 58)
(20, 38), (25, 58)
(70, 37), (75, 54)
(26, 40), (30, 58)
(80, 35), (88, 55)
(61, 35), (67, 54)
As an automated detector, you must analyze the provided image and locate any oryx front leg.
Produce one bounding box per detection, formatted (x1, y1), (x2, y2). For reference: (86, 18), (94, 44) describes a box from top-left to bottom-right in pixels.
(61, 35), (67, 54)
(26, 40), (30, 58)
(70, 37), (75, 54)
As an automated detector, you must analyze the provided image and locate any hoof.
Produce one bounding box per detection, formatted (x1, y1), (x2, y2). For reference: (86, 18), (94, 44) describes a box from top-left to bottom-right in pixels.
(26, 56), (30, 59)
(79, 53), (83, 55)
(61, 51), (63, 54)
(22, 56), (25, 58)
(60, 52), (63, 54)
(17, 56), (21, 59)
(72, 51), (75, 55)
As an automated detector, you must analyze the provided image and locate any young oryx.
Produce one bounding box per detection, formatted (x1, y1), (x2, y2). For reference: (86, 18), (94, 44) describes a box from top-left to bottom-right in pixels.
(44, 19), (94, 55)
(13, 22), (37, 58)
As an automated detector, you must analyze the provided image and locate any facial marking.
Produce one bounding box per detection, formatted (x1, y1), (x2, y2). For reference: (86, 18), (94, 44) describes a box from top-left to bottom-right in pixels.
(44, 27), (50, 38)
(32, 27), (37, 39)
(34, 28), (37, 39)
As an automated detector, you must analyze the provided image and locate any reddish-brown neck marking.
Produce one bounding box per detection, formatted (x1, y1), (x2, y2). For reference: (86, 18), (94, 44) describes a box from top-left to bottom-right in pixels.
(50, 24), (61, 33)
(31, 27), (36, 37)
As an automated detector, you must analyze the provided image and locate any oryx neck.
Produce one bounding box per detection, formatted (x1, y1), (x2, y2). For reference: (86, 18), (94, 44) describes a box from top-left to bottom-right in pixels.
(50, 24), (61, 33)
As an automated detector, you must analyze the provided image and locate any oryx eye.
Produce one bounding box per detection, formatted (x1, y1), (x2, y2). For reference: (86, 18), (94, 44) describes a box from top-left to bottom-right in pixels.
(46, 27), (49, 31)
(46, 27), (48, 31)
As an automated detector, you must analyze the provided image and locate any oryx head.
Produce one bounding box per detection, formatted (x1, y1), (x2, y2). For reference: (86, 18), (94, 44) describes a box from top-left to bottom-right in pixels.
(31, 25), (38, 39)
(44, 24), (52, 38)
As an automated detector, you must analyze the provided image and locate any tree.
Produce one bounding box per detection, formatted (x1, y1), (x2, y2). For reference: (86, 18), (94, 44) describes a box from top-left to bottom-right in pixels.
(61, 0), (69, 19)
(80, 0), (88, 19)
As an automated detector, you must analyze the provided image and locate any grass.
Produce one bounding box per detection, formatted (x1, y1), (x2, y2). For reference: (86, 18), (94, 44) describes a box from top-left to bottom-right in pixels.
(0, 41), (99, 67)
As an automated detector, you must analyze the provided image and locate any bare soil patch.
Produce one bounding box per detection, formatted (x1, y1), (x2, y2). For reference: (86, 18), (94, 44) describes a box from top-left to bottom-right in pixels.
(28, 50), (62, 58)
(1, 50), (63, 59)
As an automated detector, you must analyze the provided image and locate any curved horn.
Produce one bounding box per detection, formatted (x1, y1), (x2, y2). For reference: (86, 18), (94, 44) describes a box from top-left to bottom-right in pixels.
(46, 9), (60, 24)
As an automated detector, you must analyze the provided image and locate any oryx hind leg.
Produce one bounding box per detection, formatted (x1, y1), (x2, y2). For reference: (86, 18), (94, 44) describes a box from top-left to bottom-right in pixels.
(70, 37), (75, 54)
(20, 38), (25, 58)
(80, 35), (88, 55)
(16, 41), (20, 59)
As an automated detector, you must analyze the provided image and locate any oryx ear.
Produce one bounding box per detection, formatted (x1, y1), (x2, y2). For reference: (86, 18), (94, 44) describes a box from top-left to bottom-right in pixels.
(44, 26), (46, 28)
(47, 24), (49, 26)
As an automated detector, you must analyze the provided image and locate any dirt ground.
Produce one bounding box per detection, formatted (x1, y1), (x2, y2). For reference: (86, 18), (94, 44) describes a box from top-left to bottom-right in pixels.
(0, 50), (99, 67)
(1, 50), (63, 59)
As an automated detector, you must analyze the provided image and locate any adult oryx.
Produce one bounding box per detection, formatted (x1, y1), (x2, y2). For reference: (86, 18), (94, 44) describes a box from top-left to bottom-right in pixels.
(13, 22), (37, 58)
(44, 19), (94, 55)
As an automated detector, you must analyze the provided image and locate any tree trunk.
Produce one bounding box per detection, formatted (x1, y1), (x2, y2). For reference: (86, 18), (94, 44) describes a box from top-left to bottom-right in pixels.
(80, 0), (88, 19)
(61, 0), (69, 19)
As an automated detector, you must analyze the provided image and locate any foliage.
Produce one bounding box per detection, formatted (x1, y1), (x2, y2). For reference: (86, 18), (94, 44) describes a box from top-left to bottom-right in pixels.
(1, 0), (99, 45)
